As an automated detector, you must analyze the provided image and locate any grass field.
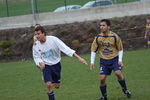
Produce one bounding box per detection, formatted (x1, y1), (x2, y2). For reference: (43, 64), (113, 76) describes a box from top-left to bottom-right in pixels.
(0, 0), (139, 17)
(0, 49), (150, 100)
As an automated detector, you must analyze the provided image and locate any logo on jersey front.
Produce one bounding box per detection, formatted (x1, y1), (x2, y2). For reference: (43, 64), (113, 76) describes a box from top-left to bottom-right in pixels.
(101, 42), (112, 55)
(41, 50), (52, 58)
(102, 48), (113, 55)
(101, 42), (110, 47)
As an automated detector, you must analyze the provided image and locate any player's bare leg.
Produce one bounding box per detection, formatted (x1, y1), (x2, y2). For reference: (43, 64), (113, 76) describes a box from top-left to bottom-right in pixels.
(46, 82), (55, 100)
(114, 70), (124, 80)
(99, 75), (107, 100)
(114, 70), (131, 98)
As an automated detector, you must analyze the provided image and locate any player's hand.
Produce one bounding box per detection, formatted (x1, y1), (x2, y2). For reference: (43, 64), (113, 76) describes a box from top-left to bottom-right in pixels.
(39, 62), (45, 70)
(144, 35), (147, 39)
(118, 61), (124, 67)
(78, 57), (88, 65)
(90, 64), (94, 71)
(73, 53), (87, 65)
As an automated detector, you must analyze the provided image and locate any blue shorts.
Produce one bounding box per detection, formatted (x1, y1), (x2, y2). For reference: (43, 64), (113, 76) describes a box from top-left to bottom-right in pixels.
(99, 56), (122, 75)
(42, 62), (61, 83)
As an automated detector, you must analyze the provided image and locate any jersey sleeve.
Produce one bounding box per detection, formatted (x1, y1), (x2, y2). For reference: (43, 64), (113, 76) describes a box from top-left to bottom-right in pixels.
(91, 37), (99, 52)
(54, 37), (75, 57)
(116, 35), (123, 51)
(32, 46), (43, 67)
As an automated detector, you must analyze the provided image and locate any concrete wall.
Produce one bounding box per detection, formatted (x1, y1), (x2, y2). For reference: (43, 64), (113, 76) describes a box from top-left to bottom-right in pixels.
(0, 1), (150, 30)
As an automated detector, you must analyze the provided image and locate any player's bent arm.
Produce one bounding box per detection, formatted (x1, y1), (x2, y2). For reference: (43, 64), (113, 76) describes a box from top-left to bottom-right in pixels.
(90, 52), (96, 64)
(33, 57), (45, 69)
(39, 62), (45, 70)
(73, 53), (87, 65)
(118, 50), (123, 62)
(90, 52), (96, 71)
(32, 48), (44, 67)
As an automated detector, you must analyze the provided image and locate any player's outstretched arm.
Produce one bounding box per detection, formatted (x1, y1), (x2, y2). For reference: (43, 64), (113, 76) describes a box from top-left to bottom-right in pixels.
(73, 53), (87, 65)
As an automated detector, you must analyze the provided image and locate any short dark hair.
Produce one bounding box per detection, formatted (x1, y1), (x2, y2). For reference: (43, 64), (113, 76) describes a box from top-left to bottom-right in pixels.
(100, 19), (111, 26)
(34, 24), (41, 28)
(35, 26), (46, 36)
(35, 24), (40, 26)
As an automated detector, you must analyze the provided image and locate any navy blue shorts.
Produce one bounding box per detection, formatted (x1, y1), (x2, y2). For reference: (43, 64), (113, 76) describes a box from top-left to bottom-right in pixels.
(42, 62), (61, 83)
(99, 56), (122, 75)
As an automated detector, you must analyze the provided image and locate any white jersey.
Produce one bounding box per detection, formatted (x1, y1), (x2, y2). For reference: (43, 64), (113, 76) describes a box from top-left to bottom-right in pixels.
(32, 36), (75, 66)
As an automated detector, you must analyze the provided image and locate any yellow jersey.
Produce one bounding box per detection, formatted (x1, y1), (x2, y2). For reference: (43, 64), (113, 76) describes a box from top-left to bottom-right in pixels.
(91, 31), (123, 60)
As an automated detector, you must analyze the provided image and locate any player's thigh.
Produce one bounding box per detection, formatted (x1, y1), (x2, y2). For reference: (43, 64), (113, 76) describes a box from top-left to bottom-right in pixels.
(46, 81), (53, 88)
(42, 66), (53, 83)
(100, 64), (112, 75)
(52, 62), (61, 83)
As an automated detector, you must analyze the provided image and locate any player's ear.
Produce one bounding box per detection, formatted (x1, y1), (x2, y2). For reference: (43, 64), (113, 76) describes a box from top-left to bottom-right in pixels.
(43, 32), (46, 36)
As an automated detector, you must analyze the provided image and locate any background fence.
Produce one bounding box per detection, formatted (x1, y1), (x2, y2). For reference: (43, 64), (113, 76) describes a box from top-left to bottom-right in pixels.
(0, 0), (140, 17)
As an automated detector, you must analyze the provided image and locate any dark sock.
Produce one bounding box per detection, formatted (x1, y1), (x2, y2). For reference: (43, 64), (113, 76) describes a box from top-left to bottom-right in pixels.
(118, 79), (127, 91)
(100, 85), (107, 97)
(48, 91), (55, 100)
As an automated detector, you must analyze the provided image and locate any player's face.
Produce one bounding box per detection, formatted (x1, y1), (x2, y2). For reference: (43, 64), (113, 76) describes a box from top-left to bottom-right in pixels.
(100, 22), (110, 33)
(34, 30), (45, 41)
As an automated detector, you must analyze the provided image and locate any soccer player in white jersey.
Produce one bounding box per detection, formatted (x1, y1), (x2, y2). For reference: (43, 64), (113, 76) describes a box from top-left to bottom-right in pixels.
(32, 26), (87, 100)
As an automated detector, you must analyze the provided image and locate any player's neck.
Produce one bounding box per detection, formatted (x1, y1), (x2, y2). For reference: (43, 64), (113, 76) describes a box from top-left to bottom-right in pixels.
(40, 36), (46, 44)
(103, 30), (110, 36)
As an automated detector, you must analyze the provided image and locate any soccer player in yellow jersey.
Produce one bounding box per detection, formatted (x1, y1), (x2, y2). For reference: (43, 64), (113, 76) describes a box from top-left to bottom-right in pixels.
(90, 19), (131, 100)
(144, 18), (150, 46)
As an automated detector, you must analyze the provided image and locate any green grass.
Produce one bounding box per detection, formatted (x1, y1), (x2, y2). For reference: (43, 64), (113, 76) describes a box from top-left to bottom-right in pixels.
(0, 0), (139, 17)
(0, 49), (150, 100)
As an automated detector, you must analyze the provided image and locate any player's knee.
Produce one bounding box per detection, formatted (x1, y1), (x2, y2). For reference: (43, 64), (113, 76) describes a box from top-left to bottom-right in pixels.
(100, 79), (105, 84)
(115, 72), (120, 76)
(100, 77), (105, 81)
(115, 72), (124, 80)
(46, 82), (53, 88)
(115, 70), (121, 75)
(100, 75), (106, 80)
(100, 75), (106, 83)
(100, 78), (106, 85)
